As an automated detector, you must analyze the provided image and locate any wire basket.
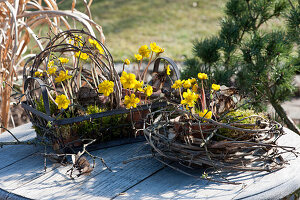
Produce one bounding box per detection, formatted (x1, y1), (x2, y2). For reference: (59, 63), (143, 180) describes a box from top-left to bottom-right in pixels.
(21, 30), (179, 152)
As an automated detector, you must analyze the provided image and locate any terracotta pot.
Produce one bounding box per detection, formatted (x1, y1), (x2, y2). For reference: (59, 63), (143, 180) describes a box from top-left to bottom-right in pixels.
(127, 109), (150, 135)
(52, 128), (82, 152)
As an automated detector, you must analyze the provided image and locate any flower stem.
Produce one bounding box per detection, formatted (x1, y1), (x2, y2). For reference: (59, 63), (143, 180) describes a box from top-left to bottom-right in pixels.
(179, 87), (183, 102)
(137, 58), (143, 81)
(201, 80), (206, 110)
(61, 82), (69, 99)
(47, 74), (58, 96)
(142, 51), (153, 83)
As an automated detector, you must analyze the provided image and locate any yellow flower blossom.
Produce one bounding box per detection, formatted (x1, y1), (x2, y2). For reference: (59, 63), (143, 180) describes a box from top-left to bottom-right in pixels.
(68, 38), (73, 45)
(198, 109), (212, 119)
(34, 71), (43, 77)
(48, 60), (54, 67)
(150, 42), (163, 53)
(74, 35), (82, 41)
(55, 70), (72, 83)
(144, 85), (153, 97)
(74, 35), (83, 46)
(59, 57), (69, 64)
(138, 45), (151, 58)
(55, 94), (70, 109)
(47, 66), (57, 75)
(190, 78), (197, 84)
(181, 89), (198, 107)
(158, 47), (164, 53)
(124, 59), (130, 65)
(183, 79), (192, 89)
(192, 83), (198, 93)
(212, 84), (220, 91)
(135, 54), (142, 61)
(75, 51), (89, 60)
(166, 65), (171, 75)
(134, 80), (144, 92)
(88, 38), (104, 54)
(120, 71), (136, 89)
(98, 80), (114, 96)
(124, 94), (140, 109)
(171, 80), (184, 89)
(198, 73), (208, 80)
(69, 35), (83, 47)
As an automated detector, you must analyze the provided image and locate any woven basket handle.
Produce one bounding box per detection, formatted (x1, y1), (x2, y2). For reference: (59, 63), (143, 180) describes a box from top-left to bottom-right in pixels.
(24, 77), (51, 116)
(153, 57), (180, 80)
(151, 57), (180, 92)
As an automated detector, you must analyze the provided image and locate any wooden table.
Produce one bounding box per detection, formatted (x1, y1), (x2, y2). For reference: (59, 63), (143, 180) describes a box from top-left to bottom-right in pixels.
(1, 123), (300, 200)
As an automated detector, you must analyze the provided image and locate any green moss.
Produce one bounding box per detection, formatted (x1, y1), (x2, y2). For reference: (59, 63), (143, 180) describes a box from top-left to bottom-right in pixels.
(222, 109), (267, 124)
(76, 105), (129, 141)
(34, 99), (130, 143)
(35, 94), (58, 116)
(217, 109), (267, 140)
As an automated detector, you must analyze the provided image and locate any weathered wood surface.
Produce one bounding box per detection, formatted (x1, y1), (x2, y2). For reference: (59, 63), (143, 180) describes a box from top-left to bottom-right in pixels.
(0, 123), (300, 200)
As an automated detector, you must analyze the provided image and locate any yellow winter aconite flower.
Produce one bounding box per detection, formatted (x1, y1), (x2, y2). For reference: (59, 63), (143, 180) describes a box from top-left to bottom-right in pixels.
(171, 80), (184, 89)
(48, 60), (54, 67)
(34, 71), (43, 77)
(124, 94), (140, 109)
(138, 45), (151, 58)
(181, 89), (198, 107)
(192, 83), (198, 93)
(74, 35), (83, 46)
(120, 71), (136, 89)
(98, 80), (114, 96)
(68, 38), (73, 45)
(59, 57), (69, 64)
(55, 70), (72, 83)
(55, 94), (70, 110)
(166, 65), (171, 75)
(212, 84), (220, 91)
(144, 85), (153, 97)
(47, 66), (57, 75)
(198, 109), (212, 119)
(198, 73), (208, 80)
(88, 38), (104, 54)
(124, 59), (130, 65)
(135, 54), (142, 61)
(74, 35), (82, 41)
(150, 42), (163, 53)
(75, 51), (89, 60)
(134, 80), (144, 92)
(69, 35), (83, 47)
(183, 79), (192, 89)
(158, 47), (164, 53)
(190, 78), (197, 84)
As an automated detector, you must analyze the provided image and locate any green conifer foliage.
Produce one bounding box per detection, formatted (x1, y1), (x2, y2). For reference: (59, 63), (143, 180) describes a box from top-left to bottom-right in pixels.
(183, 0), (300, 133)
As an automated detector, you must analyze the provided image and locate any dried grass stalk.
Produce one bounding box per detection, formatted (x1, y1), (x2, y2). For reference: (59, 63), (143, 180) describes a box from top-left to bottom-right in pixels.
(0, 0), (105, 132)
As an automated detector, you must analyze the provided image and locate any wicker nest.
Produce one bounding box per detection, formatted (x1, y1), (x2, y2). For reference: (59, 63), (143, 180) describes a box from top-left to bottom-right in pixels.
(144, 105), (296, 172)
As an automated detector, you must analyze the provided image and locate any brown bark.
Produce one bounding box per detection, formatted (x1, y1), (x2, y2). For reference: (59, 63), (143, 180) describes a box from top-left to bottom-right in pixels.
(271, 100), (300, 134)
